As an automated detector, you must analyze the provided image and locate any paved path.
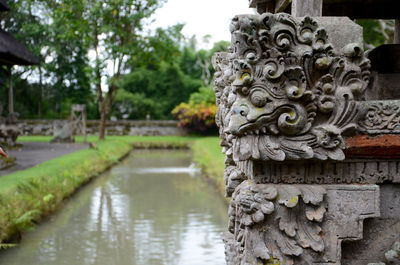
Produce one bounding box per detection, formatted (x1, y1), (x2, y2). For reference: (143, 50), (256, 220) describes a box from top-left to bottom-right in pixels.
(0, 142), (88, 176)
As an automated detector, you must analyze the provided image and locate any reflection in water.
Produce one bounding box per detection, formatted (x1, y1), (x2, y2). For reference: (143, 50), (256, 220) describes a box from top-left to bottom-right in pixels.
(0, 150), (228, 265)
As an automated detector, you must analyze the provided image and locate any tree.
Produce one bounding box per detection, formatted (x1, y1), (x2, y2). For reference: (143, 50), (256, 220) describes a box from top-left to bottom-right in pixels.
(0, 0), (94, 119)
(0, 0), (49, 116)
(119, 62), (203, 118)
(93, 0), (168, 139)
(179, 37), (230, 86)
(49, 0), (166, 139)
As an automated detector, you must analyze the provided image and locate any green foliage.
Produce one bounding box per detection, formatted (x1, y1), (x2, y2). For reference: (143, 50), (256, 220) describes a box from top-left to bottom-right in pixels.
(172, 102), (217, 133)
(171, 86), (216, 133)
(171, 85), (218, 133)
(0, 0), (94, 118)
(112, 89), (162, 120)
(120, 62), (203, 118)
(0, 0), (230, 123)
(0, 243), (17, 249)
(133, 24), (184, 69)
(189, 86), (216, 105)
(357, 19), (395, 48)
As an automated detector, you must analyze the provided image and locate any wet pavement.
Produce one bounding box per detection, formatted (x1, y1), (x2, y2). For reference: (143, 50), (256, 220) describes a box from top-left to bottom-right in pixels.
(0, 142), (88, 176)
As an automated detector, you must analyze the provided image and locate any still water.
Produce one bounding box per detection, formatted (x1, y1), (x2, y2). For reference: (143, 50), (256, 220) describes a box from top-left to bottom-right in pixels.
(0, 150), (228, 265)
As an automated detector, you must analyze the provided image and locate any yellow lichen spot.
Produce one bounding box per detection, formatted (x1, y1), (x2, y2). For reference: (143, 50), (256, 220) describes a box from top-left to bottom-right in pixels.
(287, 196), (298, 207)
(316, 57), (329, 69)
(286, 111), (297, 125)
(267, 256), (281, 265)
(240, 73), (250, 81)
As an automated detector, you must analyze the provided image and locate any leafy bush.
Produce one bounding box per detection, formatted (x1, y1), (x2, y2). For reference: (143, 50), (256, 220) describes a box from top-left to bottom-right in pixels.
(112, 89), (162, 120)
(171, 86), (217, 133)
(118, 62), (203, 119)
(189, 86), (216, 105)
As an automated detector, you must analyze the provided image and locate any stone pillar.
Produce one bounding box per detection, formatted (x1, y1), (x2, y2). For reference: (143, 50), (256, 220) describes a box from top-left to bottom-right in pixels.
(213, 10), (400, 265)
(291, 0), (323, 17)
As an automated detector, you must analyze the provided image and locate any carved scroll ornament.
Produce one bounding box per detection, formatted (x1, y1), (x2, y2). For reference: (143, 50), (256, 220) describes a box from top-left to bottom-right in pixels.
(226, 181), (326, 264)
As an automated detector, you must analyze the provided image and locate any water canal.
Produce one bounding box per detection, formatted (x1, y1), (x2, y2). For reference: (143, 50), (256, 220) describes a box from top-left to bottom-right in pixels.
(0, 150), (228, 265)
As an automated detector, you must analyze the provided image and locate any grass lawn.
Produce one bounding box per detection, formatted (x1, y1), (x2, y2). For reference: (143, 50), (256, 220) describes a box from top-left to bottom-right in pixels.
(192, 137), (225, 195)
(0, 135), (225, 244)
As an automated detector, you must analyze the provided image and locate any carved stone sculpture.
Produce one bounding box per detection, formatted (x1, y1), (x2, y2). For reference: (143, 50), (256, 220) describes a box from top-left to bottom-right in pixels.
(215, 12), (370, 165)
(50, 122), (75, 143)
(213, 11), (400, 265)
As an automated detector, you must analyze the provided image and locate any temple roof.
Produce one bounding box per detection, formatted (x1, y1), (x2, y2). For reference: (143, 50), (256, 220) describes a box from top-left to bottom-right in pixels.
(0, 29), (39, 65)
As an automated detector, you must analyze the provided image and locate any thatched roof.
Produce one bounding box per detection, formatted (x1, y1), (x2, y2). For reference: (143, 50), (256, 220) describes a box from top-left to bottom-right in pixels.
(0, 29), (39, 65)
(0, 0), (10, 12)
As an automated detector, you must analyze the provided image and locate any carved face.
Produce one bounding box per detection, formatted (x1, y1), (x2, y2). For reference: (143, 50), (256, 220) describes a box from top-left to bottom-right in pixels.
(213, 13), (370, 162)
(227, 70), (312, 137)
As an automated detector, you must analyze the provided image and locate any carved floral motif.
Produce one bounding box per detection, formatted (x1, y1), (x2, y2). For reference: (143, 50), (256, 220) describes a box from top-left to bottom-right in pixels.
(227, 181), (326, 264)
(358, 100), (400, 134)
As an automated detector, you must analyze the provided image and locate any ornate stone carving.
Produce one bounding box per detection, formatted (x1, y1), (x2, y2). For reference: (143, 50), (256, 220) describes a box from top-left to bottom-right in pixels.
(226, 181), (326, 264)
(358, 100), (400, 134)
(225, 182), (380, 264)
(213, 13), (371, 167)
(212, 11), (392, 265)
(253, 160), (400, 184)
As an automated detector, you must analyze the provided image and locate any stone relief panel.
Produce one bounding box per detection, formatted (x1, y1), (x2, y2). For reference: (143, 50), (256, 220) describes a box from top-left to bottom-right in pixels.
(358, 100), (400, 134)
(224, 182), (380, 264)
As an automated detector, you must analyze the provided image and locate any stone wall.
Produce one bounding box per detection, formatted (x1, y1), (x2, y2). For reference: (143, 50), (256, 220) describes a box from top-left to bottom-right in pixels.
(18, 119), (184, 136)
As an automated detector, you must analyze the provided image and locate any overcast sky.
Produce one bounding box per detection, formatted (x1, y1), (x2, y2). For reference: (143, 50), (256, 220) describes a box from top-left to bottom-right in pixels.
(149, 0), (254, 49)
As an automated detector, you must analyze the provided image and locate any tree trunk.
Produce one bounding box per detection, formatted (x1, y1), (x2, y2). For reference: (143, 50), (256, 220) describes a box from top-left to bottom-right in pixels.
(8, 66), (13, 114)
(38, 65), (43, 117)
(96, 67), (105, 140)
(98, 85), (118, 140)
(99, 109), (106, 140)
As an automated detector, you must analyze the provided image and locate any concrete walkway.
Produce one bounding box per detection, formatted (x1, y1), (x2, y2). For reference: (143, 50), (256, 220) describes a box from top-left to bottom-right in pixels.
(0, 142), (88, 176)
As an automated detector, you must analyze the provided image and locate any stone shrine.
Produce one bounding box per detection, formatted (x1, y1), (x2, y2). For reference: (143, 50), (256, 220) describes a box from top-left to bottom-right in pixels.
(213, 0), (400, 264)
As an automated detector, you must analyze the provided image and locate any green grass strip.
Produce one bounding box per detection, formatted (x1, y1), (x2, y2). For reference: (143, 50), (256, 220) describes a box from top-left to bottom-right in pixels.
(0, 139), (131, 243)
(191, 137), (226, 195)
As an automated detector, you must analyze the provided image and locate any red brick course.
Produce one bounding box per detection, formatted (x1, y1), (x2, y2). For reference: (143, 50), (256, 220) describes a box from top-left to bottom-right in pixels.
(345, 134), (400, 158)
